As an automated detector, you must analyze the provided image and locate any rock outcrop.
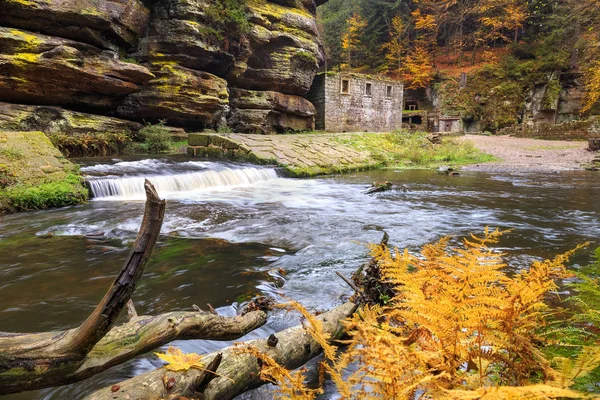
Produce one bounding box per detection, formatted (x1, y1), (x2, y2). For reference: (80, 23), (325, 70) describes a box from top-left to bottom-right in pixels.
(0, 131), (88, 213)
(0, 0), (149, 50)
(0, 102), (143, 135)
(0, 27), (154, 109)
(0, 0), (326, 135)
(229, 89), (316, 133)
(118, 63), (229, 128)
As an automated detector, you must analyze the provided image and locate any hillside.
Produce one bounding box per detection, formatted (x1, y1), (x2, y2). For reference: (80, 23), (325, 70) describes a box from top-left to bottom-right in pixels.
(318, 0), (600, 132)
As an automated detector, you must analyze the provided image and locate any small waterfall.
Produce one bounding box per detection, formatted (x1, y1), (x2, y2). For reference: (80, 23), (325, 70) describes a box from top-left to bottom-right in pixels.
(87, 165), (279, 200)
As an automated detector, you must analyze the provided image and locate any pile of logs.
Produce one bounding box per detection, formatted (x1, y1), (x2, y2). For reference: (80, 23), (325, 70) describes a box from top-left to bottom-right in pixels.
(0, 181), (357, 399)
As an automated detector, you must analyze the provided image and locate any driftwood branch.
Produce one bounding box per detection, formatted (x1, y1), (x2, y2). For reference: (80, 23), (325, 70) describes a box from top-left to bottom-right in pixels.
(85, 302), (357, 400)
(0, 180), (164, 394)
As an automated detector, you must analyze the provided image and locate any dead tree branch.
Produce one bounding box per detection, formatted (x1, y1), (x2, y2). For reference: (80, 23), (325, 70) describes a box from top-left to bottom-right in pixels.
(85, 302), (357, 400)
(0, 181), (266, 395)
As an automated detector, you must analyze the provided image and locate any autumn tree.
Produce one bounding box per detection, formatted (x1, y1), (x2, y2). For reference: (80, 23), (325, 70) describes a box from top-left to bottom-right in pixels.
(341, 12), (368, 70)
(382, 14), (408, 76)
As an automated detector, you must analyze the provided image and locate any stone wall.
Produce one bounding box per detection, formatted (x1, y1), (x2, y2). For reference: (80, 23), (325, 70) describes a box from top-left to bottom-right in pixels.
(502, 118), (600, 140)
(307, 72), (403, 132)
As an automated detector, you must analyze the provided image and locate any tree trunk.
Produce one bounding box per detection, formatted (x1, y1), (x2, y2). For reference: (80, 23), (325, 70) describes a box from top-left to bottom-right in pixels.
(85, 302), (357, 400)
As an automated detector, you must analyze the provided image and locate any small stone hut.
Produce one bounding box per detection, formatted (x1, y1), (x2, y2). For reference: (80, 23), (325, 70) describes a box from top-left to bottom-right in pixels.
(305, 72), (404, 132)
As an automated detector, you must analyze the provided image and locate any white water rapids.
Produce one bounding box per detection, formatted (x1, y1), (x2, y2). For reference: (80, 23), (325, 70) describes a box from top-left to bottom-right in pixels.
(83, 159), (279, 200)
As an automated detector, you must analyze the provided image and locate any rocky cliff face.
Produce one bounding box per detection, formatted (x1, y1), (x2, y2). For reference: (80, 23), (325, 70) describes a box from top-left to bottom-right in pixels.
(0, 0), (325, 135)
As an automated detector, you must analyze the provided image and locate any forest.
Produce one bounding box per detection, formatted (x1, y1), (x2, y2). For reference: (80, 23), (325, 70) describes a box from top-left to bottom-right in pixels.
(319, 0), (600, 127)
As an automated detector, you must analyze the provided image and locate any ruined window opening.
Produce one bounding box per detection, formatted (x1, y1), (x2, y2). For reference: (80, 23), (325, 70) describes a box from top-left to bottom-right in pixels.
(408, 104), (417, 111)
(341, 79), (349, 94)
(365, 83), (372, 96)
(386, 85), (393, 98)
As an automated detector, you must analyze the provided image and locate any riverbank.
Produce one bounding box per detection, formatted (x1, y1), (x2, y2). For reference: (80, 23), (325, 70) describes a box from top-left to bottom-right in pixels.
(458, 134), (596, 172)
(187, 131), (493, 177)
(0, 131), (88, 214)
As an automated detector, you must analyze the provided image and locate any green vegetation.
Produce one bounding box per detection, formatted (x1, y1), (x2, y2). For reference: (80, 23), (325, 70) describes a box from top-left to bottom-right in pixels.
(0, 147), (25, 160)
(204, 0), (250, 43)
(0, 173), (88, 213)
(136, 122), (173, 153)
(0, 132), (89, 214)
(48, 132), (132, 157)
(335, 130), (496, 168)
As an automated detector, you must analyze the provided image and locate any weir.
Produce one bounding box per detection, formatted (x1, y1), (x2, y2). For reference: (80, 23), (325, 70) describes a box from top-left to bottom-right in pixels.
(83, 160), (279, 200)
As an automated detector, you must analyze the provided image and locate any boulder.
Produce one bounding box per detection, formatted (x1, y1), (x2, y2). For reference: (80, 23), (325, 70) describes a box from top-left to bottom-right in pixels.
(0, 27), (154, 109)
(228, 89), (315, 133)
(118, 62), (229, 128)
(0, 102), (143, 135)
(228, 0), (324, 95)
(0, 0), (149, 50)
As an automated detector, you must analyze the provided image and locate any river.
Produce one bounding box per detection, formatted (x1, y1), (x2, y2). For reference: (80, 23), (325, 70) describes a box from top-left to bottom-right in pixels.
(1, 157), (599, 399)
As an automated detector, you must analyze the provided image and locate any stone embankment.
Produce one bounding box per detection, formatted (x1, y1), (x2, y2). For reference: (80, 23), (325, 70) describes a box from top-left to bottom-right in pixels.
(187, 132), (380, 176)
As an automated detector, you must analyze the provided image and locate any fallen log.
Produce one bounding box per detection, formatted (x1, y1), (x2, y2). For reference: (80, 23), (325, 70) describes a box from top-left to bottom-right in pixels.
(0, 181), (266, 395)
(70, 309), (267, 383)
(85, 302), (357, 400)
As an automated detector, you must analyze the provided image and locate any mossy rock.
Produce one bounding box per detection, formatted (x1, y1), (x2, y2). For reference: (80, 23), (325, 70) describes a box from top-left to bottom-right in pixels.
(0, 131), (88, 214)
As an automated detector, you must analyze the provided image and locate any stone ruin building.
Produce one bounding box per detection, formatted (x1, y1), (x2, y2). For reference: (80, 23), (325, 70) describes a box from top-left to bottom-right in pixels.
(305, 72), (404, 132)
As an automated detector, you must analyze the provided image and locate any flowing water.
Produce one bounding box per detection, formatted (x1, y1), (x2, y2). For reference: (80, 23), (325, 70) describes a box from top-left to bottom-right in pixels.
(1, 157), (599, 399)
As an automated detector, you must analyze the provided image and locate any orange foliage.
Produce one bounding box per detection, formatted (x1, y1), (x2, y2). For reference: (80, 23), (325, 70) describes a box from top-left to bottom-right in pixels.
(246, 230), (600, 399)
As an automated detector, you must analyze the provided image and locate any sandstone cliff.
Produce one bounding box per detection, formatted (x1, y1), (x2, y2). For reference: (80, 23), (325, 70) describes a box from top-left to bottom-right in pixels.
(0, 0), (326, 135)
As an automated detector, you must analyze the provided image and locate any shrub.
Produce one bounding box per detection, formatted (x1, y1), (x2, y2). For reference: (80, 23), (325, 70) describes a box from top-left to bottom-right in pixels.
(138, 122), (173, 153)
(48, 132), (132, 157)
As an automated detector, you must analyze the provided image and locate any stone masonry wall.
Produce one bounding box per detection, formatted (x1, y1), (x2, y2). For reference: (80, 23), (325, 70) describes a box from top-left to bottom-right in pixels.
(501, 118), (600, 140)
(309, 72), (403, 132)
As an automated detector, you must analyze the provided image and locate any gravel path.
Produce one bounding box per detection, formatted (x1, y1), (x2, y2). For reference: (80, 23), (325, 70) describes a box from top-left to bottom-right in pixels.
(458, 134), (596, 172)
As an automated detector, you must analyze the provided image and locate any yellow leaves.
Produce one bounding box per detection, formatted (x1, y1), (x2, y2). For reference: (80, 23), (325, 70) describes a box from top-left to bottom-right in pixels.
(233, 346), (322, 400)
(341, 13), (368, 69)
(277, 299), (336, 361)
(446, 384), (593, 399)
(582, 59), (600, 113)
(238, 230), (596, 400)
(154, 346), (204, 372)
(403, 46), (436, 89)
(412, 9), (437, 32)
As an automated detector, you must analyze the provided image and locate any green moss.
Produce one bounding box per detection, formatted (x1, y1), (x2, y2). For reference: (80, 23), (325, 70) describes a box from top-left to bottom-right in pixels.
(0, 173), (88, 213)
(284, 161), (382, 177)
(47, 132), (133, 157)
(292, 50), (318, 67)
(541, 78), (562, 110)
(13, 53), (39, 66)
